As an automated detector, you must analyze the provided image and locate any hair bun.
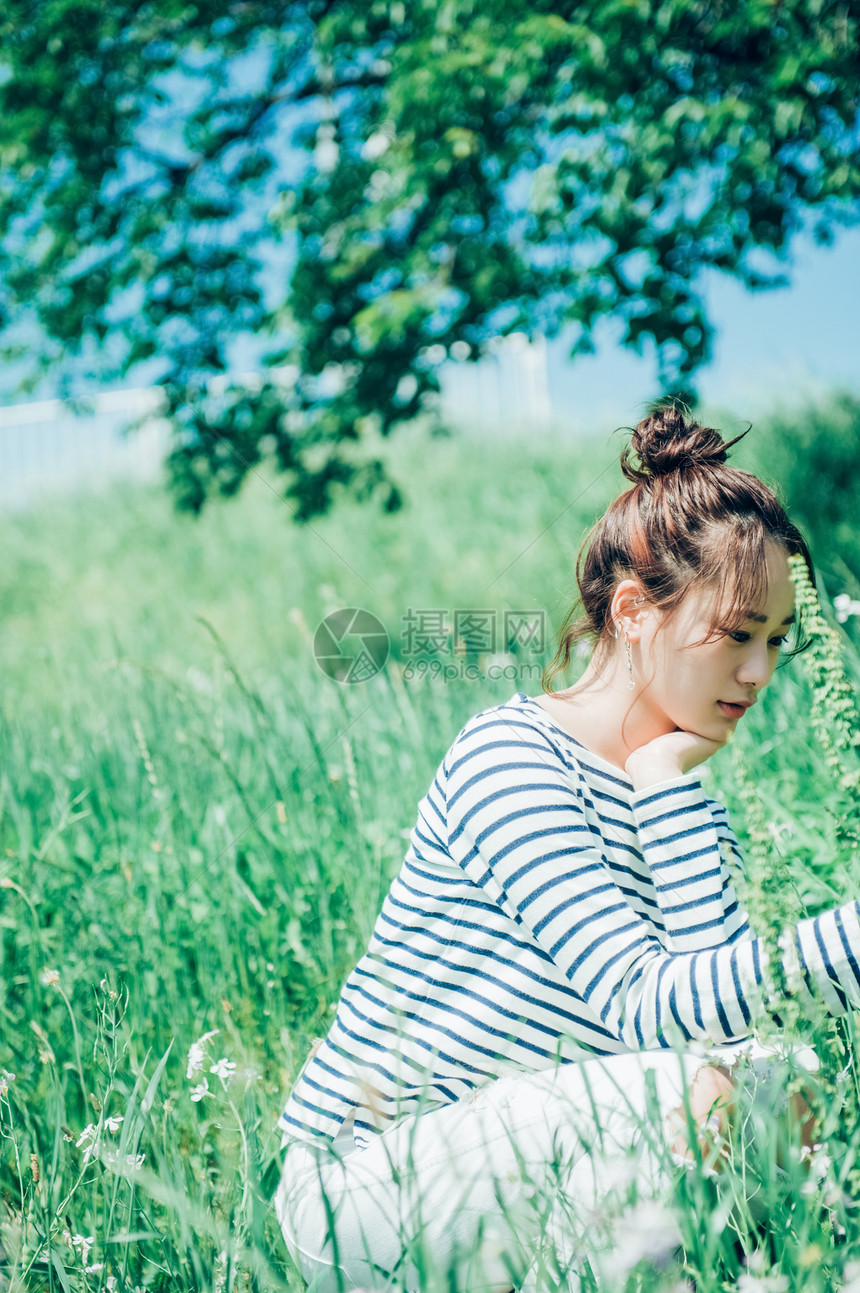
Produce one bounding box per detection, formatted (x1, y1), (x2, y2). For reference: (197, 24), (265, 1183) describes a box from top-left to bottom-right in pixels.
(619, 404), (740, 485)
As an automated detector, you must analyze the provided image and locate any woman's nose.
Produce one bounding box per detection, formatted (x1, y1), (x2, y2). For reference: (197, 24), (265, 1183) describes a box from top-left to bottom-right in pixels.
(737, 644), (772, 689)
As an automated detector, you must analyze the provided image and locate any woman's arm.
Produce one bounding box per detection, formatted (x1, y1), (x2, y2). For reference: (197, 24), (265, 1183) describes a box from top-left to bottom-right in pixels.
(444, 721), (860, 1051)
(633, 776), (752, 953)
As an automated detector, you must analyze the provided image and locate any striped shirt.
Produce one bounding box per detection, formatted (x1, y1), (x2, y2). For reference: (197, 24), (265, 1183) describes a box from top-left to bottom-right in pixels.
(279, 690), (860, 1148)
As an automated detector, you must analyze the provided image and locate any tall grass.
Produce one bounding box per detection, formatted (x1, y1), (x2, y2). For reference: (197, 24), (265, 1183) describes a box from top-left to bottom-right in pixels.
(0, 401), (859, 1290)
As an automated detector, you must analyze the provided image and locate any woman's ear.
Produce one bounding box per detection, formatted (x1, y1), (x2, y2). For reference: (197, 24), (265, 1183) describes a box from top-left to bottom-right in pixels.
(609, 580), (648, 641)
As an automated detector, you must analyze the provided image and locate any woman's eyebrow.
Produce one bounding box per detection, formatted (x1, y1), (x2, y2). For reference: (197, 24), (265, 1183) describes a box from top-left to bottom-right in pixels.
(744, 611), (796, 625)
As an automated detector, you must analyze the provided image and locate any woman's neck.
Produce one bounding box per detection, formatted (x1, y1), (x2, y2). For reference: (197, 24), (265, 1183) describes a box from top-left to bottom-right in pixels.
(536, 661), (678, 773)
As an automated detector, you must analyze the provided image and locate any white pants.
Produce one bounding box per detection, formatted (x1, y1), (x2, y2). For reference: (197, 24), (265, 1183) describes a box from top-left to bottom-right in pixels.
(274, 1039), (819, 1293)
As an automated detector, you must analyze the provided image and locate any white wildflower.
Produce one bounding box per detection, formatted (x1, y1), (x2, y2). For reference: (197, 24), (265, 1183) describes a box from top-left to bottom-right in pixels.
(209, 1057), (237, 1086)
(598, 1198), (681, 1282)
(722, 1038), (757, 1069)
(186, 1028), (220, 1079)
(737, 1273), (789, 1293)
(737, 1248), (789, 1293)
(104, 1114), (124, 1133)
(85, 1262), (104, 1274)
(69, 1234), (95, 1265)
(214, 1249), (228, 1293)
(102, 1147), (145, 1172)
(190, 1079), (210, 1102)
(0, 1070), (15, 1097)
(841, 1260), (860, 1293)
(40, 968), (60, 987)
(834, 593), (860, 623)
(106, 1278), (118, 1292)
(75, 1123), (99, 1164)
(800, 1141), (831, 1180)
(766, 821), (792, 847)
(593, 1151), (639, 1198)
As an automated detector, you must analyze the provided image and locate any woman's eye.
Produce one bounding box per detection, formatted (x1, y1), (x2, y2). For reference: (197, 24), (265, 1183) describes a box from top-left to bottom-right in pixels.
(727, 631), (788, 647)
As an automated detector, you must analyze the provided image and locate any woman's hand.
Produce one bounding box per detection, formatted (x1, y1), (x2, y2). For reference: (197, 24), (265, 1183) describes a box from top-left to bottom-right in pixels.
(625, 728), (727, 791)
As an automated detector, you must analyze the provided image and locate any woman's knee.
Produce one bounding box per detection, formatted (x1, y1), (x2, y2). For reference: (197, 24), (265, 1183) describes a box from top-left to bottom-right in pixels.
(664, 1056), (823, 1179)
(665, 1062), (737, 1169)
(781, 1084), (821, 1173)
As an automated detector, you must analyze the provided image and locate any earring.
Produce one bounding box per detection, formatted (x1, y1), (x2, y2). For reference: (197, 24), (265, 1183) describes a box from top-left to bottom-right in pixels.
(624, 632), (634, 690)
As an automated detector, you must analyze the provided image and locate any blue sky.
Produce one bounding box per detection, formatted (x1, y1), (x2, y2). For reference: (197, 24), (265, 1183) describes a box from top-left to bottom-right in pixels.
(545, 222), (860, 431)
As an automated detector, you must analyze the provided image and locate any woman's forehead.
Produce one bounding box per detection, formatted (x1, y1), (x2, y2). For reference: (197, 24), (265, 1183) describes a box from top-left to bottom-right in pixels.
(680, 571), (795, 625)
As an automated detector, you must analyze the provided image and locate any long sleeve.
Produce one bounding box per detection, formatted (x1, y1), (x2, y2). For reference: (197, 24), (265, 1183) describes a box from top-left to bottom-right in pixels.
(633, 776), (752, 953)
(445, 726), (860, 1051)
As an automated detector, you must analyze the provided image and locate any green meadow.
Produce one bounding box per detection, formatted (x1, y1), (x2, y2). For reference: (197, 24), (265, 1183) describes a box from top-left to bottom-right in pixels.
(2, 397), (860, 1292)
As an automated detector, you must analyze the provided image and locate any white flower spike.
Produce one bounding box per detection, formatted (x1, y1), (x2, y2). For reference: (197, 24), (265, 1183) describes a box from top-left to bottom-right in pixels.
(186, 1028), (220, 1080)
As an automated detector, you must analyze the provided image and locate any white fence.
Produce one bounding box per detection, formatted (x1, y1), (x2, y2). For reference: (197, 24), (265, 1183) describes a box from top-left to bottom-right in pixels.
(0, 388), (172, 510)
(441, 333), (553, 437)
(0, 335), (554, 510)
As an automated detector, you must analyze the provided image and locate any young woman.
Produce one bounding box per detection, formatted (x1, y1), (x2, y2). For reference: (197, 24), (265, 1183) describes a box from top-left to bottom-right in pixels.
(273, 406), (855, 1292)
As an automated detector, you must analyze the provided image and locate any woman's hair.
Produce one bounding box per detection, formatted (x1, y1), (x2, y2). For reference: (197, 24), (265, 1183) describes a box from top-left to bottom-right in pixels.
(541, 401), (815, 694)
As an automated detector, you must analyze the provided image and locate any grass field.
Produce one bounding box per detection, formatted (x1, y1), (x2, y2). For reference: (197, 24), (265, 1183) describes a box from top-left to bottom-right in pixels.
(2, 403), (860, 1291)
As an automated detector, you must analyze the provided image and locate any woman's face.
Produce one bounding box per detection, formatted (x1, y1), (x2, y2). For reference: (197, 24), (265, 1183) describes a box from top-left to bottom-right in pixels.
(636, 541), (797, 742)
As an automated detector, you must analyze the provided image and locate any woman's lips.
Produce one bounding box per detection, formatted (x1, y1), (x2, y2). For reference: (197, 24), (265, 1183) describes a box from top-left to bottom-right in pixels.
(717, 701), (746, 719)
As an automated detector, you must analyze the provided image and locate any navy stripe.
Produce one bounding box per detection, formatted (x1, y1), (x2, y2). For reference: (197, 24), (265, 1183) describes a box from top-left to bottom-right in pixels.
(709, 950), (733, 1036)
(373, 911), (616, 1038)
(341, 974), (551, 1067)
(729, 945), (751, 1027)
(668, 979), (692, 1043)
(369, 930), (618, 1039)
(810, 919), (849, 1012)
(352, 954), (572, 1045)
(634, 780), (701, 810)
(403, 855), (464, 887)
(279, 1112), (333, 1138)
(385, 894), (559, 967)
(646, 837), (729, 868)
(833, 907), (860, 994)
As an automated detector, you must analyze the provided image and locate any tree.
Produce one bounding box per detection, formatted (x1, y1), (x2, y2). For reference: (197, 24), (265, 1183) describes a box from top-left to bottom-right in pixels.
(1, 0), (858, 520)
